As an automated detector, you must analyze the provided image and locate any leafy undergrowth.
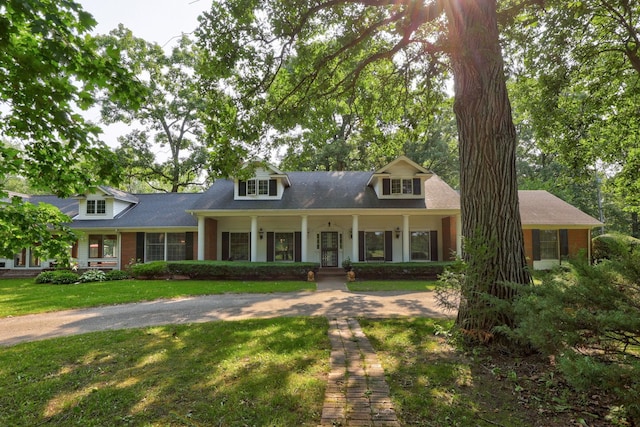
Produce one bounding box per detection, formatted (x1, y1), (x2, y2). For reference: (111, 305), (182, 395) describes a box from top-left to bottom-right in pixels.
(360, 318), (627, 427)
(0, 318), (330, 426)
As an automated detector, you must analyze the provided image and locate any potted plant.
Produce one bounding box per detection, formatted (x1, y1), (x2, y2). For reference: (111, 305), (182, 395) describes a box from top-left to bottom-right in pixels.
(342, 257), (352, 272)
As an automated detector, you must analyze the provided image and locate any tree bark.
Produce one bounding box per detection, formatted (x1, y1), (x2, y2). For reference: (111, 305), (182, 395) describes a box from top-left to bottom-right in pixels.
(445, 0), (531, 342)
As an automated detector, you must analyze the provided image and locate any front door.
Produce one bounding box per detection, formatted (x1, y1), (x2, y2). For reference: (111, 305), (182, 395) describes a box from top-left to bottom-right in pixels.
(321, 232), (339, 267)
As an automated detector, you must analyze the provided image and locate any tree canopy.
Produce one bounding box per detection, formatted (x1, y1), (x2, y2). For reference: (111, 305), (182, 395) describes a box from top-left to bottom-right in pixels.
(0, 0), (143, 261)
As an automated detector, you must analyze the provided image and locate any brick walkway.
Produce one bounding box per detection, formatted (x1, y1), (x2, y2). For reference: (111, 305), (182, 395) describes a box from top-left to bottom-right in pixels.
(320, 317), (400, 427)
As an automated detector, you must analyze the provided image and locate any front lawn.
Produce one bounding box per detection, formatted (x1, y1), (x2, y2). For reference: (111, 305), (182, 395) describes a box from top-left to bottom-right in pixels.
(0, 318), (329, 426)
(0, 278), (315, 317)
(347, 279), (437, 292)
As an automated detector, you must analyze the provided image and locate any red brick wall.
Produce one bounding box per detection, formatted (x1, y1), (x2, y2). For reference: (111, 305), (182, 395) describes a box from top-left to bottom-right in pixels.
(441, 216), (457, 260)
(568, 229), (589, 259)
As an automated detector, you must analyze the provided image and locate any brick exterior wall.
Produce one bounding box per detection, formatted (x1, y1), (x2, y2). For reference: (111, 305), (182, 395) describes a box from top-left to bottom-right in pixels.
(568, 229), (589, 259)
(120, 232), (137, 269)
(522, 229), (534, 268)
(441, 216), (457, 261)
(205, 218), (218, 260)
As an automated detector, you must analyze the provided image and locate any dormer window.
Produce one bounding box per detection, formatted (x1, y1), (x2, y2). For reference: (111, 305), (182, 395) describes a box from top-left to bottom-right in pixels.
(87, 200), (106, 214)
(239, 179), (277, 197)
(391, 178), (414, 195)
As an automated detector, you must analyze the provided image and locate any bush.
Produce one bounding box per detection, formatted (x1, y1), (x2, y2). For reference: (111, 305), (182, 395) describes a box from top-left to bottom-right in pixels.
(511, 251), (640, 422)
(129, 261), (169, 279)
(592, 233), (640, 261)
(36, 270), (79, 285)
(352, 262), (450, 280)
(105, 270), (130, 281)
(79, 269), (107, 283)
(165, 261), (319, 280)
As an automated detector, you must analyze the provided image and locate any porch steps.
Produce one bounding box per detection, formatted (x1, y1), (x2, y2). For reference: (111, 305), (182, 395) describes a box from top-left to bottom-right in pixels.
(317, 267), (346, 279)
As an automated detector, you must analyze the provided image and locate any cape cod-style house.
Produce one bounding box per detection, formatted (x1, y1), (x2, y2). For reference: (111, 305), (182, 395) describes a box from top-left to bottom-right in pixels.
(1, 156), (602, 273)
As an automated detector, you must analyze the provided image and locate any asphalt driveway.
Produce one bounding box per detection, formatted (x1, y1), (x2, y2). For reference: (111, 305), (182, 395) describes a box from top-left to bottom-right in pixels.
(0, 289), (450, 347)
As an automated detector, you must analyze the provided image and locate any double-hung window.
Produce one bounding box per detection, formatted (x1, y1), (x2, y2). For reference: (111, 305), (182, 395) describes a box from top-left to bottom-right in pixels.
(410, 231), (430, 261)
(364, 231), (385, 261)
(391, 178), (413, 195)
(539, 230), (558, 260)
(87, 200), (106, 214)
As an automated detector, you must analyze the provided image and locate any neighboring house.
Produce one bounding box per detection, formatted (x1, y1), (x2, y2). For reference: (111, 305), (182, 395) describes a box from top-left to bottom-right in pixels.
(0, 156), (601, 271)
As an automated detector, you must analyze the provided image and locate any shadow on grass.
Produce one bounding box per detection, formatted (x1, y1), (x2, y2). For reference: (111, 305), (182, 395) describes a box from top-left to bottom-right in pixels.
(0, 318), (330, 426)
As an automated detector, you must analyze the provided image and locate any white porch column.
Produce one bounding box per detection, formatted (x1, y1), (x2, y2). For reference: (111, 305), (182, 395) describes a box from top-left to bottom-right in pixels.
(456, 214), (463, 258)
(351, 215), (359, 262)
(301, 215), (308, 262)
(403, 215), (410, 262)
(197, 216), (205, 260)
(250, 216), (258, 262)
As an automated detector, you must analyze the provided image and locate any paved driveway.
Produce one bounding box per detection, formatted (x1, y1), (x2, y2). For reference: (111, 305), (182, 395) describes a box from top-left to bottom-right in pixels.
(0, 290), (450, 347)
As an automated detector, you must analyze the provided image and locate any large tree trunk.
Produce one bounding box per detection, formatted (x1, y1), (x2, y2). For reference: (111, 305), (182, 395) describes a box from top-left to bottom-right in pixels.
(445, 0), (531, 343)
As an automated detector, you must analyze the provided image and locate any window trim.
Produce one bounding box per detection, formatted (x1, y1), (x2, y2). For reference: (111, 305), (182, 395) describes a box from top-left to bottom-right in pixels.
(390, 178), (413, 195)
(86, 199), (106, 215)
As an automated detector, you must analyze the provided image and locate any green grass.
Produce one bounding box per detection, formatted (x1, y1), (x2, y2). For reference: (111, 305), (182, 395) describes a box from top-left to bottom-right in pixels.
(347, 279), (437, 292)
(0, 278), (315, 317)
(359, 318), (533, 427)
(0, 317), (330, 426)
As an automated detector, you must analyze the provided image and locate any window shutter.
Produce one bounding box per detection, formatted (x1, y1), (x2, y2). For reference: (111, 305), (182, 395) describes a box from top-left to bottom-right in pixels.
(185, 232), (194, 260)
(238, 180), (247, 196)
(358, 231), (365, 261)
(222, 232), (230, 260)
(385, 231), (393, 261)
(269, 179), (277, 196)
(266, 232), (275, 262)
(413, 178), (421, 195)
(560, 229), (569, 257)
(532, 229), (541, 261)
(382, 178), (391, 195)
(294, 232), (302, 262)
(430, 230), (438, 261)
(136, 232), (145, 262)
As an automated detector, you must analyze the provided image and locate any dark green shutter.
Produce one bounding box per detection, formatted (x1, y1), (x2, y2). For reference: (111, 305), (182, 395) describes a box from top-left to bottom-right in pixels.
(532, 229), (541, 261)
(560, 229), (569, 258)
(266, 232), (275, 262)
(413, 178), (421, 195)
(185, 232), (194, 260)
(136, 232), (145, 261)
(269, 179), (277, 196)
(359, 231), (365, 261)
(238, 181), (247, 196)
(222, 232), (230, 260)
(382, 178), (390, 195)
(384, 231), (393, 261)
(294, 232), (302, 262)
(430, 230), (438, 261)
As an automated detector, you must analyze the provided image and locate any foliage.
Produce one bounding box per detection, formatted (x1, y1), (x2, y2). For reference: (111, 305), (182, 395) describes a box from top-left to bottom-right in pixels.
(0, 318), (330, 426)
(166, 261), (319, 280)
(0, 197), (77, 263)
(504, 0), (640, 222)
(128, 261), (169, 279)
(352, 262), (449, 280)
(509, 253), (640, 422)
(35, 270), (79, 285)
(79, 269), (106, 283)
(96, 26), (215, 192)
(104, 269), (130, 281)
(592, 233), (640, 261)
(0, 0), (143, 262)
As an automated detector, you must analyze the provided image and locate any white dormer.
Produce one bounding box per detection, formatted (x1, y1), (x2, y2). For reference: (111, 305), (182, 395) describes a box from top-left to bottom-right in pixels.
(234, 162), (291, 200)
(74, 186), (139, 220)
(367, 156), (433, 199)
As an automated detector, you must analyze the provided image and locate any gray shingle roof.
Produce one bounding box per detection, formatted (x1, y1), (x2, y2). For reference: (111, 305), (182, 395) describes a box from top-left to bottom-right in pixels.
(518, 190), (602, 227)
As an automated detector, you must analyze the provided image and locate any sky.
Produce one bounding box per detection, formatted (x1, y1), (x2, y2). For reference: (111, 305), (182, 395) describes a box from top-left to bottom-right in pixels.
(76, 0), (211, 147)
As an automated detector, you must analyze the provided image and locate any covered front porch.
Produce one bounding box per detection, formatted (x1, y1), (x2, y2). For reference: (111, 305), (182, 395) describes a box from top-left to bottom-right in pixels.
(196, 211), (462, 267)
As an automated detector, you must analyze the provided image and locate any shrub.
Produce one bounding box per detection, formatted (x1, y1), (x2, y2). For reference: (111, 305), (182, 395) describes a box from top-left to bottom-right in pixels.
(352, 262), (450, 280)
(35, 271), (56, 284)
(165, 261), (319, 280)
(592, 233), (640, 261)
(511, 251), (640, 422)
(105, 270), (130, 281)
(35, 270), (80, 285)
(79, 269), (107, 283)
(129, 261), (169, 279)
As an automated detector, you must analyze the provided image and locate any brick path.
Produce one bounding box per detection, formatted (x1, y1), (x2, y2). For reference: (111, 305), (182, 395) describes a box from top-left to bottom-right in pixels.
(320, 317), (400, 427)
